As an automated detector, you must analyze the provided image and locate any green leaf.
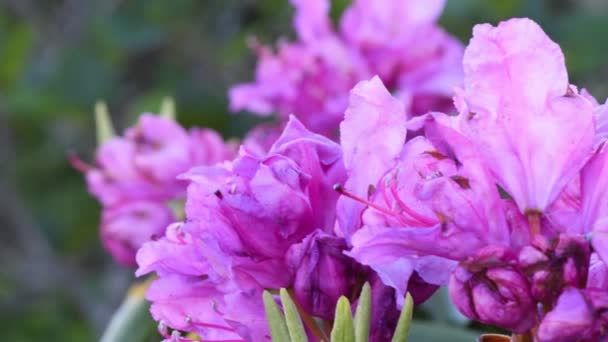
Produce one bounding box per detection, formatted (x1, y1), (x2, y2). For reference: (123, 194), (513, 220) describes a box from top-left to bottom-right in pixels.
(94, 101), (115, 145)
(408, 321), (480, 342)
(280, 288), (307, 342)
(263, 291), (291, 342)
(354, 282), (371, 342)
(420, 287), (469, 326)
(391, 292), (414, 342)
(159, 96), (176, 120)
(100, 280), (155, 342)
(331, 296), (355, 342)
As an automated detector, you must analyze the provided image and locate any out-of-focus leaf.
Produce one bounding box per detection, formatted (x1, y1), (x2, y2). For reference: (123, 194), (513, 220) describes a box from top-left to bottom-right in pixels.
(331, 296), (354, 342)
(408, 321), (480, 342)
(159, 96), (176, 120)
(0, 23), (33, 88)
(421, 287), (470, 326)
(391, 292), (414, 342)
(100, 280), (155, 342)
(354, 282), (371, 342)
(94, 101), (115, 144)
(280, 288), (307, 342)
(263, 291), (291, 342)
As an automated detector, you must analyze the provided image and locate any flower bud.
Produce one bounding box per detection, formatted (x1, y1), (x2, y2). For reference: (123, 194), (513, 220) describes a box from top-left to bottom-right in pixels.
(449, 246), (536, 333)
(287, 230), (360, 319)
(538, 288), (608, 341)
(519, 233), (590, 307)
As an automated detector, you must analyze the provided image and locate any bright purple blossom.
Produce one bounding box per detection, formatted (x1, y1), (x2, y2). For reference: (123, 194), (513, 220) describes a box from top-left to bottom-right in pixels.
(137, 116), (410, 341)
(453, 18), (595, 213)
(345, 18), (603, 335)
(538, 288), (608, 342)
(342, 78), (513, 301)
(230, 0), (463, 138)
(137, 117), (348, 340)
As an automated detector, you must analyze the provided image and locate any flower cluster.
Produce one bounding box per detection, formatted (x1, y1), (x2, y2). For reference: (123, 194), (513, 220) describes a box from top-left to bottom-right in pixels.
(78, 3), (608, 342)
(348, 18), (608, 341)
(230, 0), (463, 141)
(77, 114), (235, 266)
(135, 117), (438, 341)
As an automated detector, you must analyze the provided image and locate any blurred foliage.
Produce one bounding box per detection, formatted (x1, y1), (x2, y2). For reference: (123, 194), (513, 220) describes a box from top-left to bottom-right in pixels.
(1, 0), (608, 341)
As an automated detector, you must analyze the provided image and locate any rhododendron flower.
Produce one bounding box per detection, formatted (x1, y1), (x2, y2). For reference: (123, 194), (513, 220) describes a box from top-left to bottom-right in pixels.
(345, 18), (602, 336)
(449, 246), (536, 333)
(287, 230), (362, 319)
(77, 114), (235, 266)
(137, 117), (414, 341)
(453, 18), (595, 213)
(230, 0), (463, 138)
(538, 288), (608, 342)
(137, 117), (346, 340)
(100, 201), (174, 267)
(341, 77), (512, 285)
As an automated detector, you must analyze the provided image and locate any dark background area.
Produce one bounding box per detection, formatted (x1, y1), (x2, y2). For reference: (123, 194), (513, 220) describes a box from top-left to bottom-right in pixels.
(1, 0), (607, 340)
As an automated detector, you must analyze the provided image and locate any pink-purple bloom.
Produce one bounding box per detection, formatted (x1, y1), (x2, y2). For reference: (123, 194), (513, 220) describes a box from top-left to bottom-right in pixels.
(138, 117), (390, 341)
(77, 6), (608, 341)
(79, 114), (235, 266)
(230, 0), (463, 138)
(453, 18), (595, 214)
(136, 115), (437, 341)
(537, 288), (608, 341)
(346, 18), (606, 336)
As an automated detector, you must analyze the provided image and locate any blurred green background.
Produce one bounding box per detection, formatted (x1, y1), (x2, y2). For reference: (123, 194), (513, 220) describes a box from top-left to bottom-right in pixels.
(1, 0), (607, 341)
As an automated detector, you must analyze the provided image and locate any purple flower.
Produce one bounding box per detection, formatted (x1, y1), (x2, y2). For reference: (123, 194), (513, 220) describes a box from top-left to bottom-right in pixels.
(137, 117), (348, 341)
(518, 234), (590, 307)
(449, 246), (536, 333)
(337, 76), (408, 239)
(538, 288), (608, 342)
(181, 117), (345, 264)
(230, 36), (369, 137)
(101, 201), (174, 267)
(340, 0), (462, 114)
(230, 0), (462, 137)
(86, 114), (234, 206)
(343, 79), (513, 302)
(79, 114), (235, 266)
(343, 18), (602, 336)
(287, 230), (362, 319)
(453, 18), (595, 213)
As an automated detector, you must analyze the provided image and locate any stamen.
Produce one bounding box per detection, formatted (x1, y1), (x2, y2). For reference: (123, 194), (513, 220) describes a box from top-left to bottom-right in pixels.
(388, 183), (436, 226)
(171, 331), (183, 342)
(334, 184), (398, 219)
(158, 321), (170, 338)
(214, 190), (224, 199)
(67, 152), (95, 172)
